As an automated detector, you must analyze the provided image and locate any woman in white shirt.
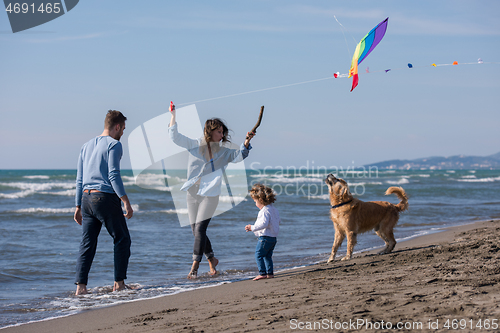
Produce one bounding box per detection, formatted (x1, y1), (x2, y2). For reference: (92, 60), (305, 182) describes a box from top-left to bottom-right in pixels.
(168, 103), (255, 279)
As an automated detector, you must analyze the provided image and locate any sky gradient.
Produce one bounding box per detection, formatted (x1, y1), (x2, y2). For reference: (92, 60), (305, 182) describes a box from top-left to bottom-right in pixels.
(1, 0), (499, 170)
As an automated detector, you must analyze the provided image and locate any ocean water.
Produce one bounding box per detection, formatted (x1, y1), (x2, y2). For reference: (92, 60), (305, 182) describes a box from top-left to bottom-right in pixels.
(1, 168), (500, 328)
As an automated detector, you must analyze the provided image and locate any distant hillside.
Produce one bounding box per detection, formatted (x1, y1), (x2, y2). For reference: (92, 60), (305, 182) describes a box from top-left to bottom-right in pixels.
(366, 152), (500, 170)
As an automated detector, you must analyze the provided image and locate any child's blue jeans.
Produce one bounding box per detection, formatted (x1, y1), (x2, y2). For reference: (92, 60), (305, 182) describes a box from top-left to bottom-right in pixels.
(255, 236), (277, 275)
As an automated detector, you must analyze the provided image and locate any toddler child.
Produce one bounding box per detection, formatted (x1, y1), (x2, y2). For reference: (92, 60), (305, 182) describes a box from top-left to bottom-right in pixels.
(245, 184), (281, 281)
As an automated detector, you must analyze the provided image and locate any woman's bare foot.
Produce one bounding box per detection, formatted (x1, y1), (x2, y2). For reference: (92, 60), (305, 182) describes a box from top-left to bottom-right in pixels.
(267, 274), (274, 279)
(208, 257), (219, 276)
(113, 280), (129, 292)
(75, 283), (88, 295)
(252, 275), (267, 281)
(187, 261), (200, 279)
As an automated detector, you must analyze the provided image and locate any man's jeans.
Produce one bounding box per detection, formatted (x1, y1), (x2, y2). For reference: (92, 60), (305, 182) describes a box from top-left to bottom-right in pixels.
(75, 192), (131, 285)
(255, 236), (277, 275)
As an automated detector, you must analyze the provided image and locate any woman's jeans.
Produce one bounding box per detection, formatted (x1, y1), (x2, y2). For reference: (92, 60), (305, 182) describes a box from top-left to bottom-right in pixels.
(75, 192), (131, 285)
(187, 185), (219, 262)
(255, 236), (277, 275)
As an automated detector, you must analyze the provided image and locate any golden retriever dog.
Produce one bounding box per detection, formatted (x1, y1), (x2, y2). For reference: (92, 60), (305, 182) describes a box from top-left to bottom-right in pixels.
(325, 174), (408, 262)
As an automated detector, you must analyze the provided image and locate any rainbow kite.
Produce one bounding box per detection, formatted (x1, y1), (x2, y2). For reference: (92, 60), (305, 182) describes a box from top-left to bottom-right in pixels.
(348, 17), (389, 91)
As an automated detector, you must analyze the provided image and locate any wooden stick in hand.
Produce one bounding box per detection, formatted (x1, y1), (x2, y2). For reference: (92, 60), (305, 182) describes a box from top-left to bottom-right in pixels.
(247, 106), (264, 139)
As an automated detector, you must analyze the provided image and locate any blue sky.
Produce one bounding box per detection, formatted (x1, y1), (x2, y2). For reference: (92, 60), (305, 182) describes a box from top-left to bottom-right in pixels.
(1, 0), (499, 169)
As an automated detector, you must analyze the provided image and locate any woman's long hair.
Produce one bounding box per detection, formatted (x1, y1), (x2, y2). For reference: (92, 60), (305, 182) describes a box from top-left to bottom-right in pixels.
(203, 118), (231, 144)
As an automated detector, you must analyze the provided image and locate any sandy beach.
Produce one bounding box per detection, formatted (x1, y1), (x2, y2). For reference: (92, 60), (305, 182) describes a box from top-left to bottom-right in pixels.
(4, 219), (500, 333)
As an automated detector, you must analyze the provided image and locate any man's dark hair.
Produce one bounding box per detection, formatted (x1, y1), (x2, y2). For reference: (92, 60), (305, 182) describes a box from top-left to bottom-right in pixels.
(105, 110), (127, 129)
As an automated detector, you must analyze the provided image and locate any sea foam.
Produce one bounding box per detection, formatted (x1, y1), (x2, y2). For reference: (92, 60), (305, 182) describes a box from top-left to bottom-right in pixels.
(12, 207), (76, 214)
(457, 176), (500, 182)
(23, 175), (50, 179)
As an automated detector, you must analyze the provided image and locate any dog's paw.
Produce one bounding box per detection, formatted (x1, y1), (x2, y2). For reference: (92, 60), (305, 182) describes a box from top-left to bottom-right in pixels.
(327, 258), (335, 263)
(340, 256), (351, 261)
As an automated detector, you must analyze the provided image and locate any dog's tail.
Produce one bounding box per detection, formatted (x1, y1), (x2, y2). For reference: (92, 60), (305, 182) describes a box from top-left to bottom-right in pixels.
(385, 187), (409, 212)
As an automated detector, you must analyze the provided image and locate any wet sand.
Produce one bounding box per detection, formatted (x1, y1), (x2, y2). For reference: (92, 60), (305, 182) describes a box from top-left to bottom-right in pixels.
(4, 219), (500, 333)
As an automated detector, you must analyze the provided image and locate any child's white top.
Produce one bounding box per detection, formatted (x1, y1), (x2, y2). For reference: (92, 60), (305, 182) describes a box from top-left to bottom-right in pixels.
(251, 204), (280, 237)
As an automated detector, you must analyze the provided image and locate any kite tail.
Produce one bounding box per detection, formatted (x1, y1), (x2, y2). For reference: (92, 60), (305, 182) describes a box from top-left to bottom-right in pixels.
(350, 61), (359, 91)
(350, 74), (359, 92)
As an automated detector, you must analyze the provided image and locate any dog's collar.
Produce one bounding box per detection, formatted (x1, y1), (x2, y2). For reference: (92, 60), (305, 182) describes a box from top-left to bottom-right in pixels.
(331, 199), (353, 209)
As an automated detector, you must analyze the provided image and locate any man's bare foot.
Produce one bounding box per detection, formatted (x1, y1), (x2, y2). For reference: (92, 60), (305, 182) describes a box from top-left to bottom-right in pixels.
(208, 257), (219, 276)
(75, 283), (88, 295)
(252, 275), (267, 281)
(113, 280), (127, 292)
(187, 261), (200, 279)
(267, 274), (274, 279)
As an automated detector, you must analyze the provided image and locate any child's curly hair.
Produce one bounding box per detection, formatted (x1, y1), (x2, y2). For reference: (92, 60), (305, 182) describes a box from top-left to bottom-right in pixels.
(250, 183), (276, 206)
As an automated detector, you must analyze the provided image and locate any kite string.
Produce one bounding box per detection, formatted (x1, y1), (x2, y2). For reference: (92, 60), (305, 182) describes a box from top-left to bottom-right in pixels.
(177, 76), (334, 106)
(177, 15), (351, 106)
(333, 15), (352, 59)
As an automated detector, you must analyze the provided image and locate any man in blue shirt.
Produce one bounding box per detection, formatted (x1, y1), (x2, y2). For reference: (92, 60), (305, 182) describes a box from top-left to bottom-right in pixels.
(74, 110), (133, 295)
